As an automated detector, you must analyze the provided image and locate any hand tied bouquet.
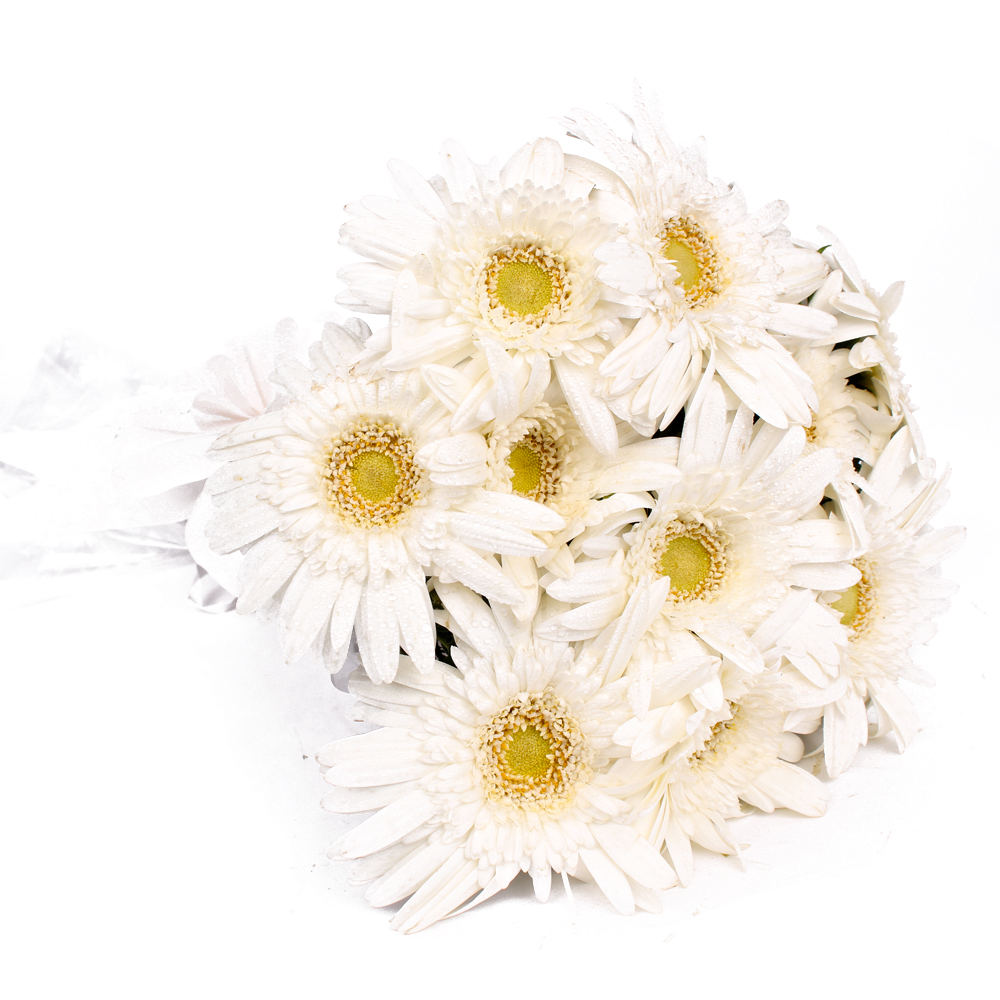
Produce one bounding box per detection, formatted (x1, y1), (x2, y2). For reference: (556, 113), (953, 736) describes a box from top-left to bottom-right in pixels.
(8, 88), (962, 933)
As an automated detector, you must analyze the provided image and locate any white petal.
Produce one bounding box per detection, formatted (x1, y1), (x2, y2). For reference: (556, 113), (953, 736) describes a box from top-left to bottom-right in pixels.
(324, 757), (434, 789)
(577, 847), (634, 915)
(786, 562), (861, 590)
(365, 838), (457, 907)
(390, 572), (436, 673)
(280, 562), (343, 663)
(447, 513), (549, 557)
(331, 790), (437, 859)
(545, 595), (625, 633)
(751, 760), (828, 817)
(235, 539), (302, 615)
(208, 490), (282, 553)
(420, 363), (477, 414)
(868, 678), (919, 750)
(328, 577), (363, 662)
(356, 582), (402, 684)
(696, 620), (763, 673)
(785, 519), (856, 564)
(433, 537), (522, 605)
(322, 782), (416, 814)
(387, 158), (447, 220)
(590, 825), (674, 893)
(347, 842), (416, 884)
(766, 302), (838, 338)
(663, 811), (694, 887)
(823, 692), (867, 778)
(391, 854), (480, 933)
(433, 580), (505, 657)
(458, 490), (565, 532)
(316, 726), (419, 767)
(714, 352), (788, 429)
(415, 432), (488, 479)
(381, 326), (473, 370)
(554, 357), (619, 458)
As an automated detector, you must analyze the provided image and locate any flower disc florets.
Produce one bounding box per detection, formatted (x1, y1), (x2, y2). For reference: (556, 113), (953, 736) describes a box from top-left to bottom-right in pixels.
(830, 557), (877, 637)
(498, 425), (562, 504)
(626, 514), (731, 605)
(474, 689), (591, 813)
(482, 243), (569, 328)
(687, 703), (743, 766)
(324, 418), (422, 529)
(658, 215), (725, 308)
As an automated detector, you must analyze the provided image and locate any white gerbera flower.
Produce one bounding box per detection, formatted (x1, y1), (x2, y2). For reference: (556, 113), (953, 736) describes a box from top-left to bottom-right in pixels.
(320, 588), (676, 933)
(206, 322), (565, 682)
(808, 229), (911, 416)
(812, 426), (964, 777)
(337, 138), (628, 455)
(793, 341), (899, 547)
(611, 652), (829, 886)
(561, 88), (834, 433)
(763, 232), (916, 546)
(537, 380), (855, 702)
(485, 401), (604, 524)
(797, 343), (878, 466)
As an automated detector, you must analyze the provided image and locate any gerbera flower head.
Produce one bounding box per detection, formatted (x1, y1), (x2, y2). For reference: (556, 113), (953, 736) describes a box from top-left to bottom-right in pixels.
(611, 650), (829, 886)
(337, 138), (628, 455)
(561, 86), (835, 433)
(206, 321), (565, 682)
(320, 591), (676, 932)
(796, 343), (880, 466)
(812, 428), (964, 776)
(537, 378), (855, 705)
(434, 180), (615, 361)
(486, 402), (595, 510)
(810, 228), (911, 415)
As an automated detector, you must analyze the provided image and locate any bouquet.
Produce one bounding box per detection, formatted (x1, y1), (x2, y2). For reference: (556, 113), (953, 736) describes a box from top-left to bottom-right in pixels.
(5, 88), (962, 933)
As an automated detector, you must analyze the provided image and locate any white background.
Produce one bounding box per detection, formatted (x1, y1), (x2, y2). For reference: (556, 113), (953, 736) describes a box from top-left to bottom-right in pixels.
(2, 1), (996, 997)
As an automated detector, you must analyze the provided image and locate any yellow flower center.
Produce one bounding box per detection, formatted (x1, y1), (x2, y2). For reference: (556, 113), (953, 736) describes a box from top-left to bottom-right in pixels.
(503, 427), (560, 503)
(831, 558), (876, 635)
(502, 725), (552, 778)
(649, 521), (728, 602)
(830, 585), (860, 625)
(494, 260), (553, 316)
(689, 702), (740, 765)
(659, 216), (722, 307)
(485, 245), (566, 326)
(507, 442), (542, 494)
(349, 450), (398, 503)
(662, 237), (702, 292)
(474, 691), (590, 813)
(324, 418), (421, 529)
(659, 536), (712, 592)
